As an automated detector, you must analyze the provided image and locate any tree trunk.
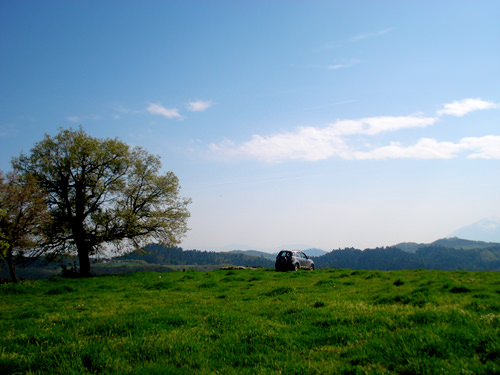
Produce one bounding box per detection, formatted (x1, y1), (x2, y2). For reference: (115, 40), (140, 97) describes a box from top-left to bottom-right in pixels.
(6, 254), (19, 283)
(73, 219), (92, 277)
(78, 247), (91, 277)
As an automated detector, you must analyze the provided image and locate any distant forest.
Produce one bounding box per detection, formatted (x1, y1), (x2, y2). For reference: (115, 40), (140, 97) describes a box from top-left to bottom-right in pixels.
(4, 238), (500, 280)
(120, 244), (274, 268)
(127, 238), (500, 272)
(314, 245), (500, 271)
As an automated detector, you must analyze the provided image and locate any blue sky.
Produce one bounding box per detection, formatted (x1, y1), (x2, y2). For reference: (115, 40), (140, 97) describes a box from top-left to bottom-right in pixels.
(1, 1), (500, 251)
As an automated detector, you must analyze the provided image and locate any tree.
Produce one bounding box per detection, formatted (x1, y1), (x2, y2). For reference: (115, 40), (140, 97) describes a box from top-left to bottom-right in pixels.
(0, 171), (49, 283)
(13, 127), (191, 276)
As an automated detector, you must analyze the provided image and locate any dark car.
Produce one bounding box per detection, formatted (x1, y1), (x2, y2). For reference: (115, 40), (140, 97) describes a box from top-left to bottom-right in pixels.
(275, 250), (315, 271)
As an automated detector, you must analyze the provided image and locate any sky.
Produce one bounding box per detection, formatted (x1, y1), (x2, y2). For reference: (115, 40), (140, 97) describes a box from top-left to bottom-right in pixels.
(1, 1), (500, 252)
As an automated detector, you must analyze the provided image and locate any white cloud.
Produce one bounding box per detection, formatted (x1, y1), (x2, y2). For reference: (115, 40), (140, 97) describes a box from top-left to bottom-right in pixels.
(330, 116), (436, 136)
(437, 98), (498, 117)
(351, 27), (394, 42)
(210, 115), (436, 163)
(328, 59), (360, 70)
(328, 64), (348, 70)
(354, 136), (500, 160)
(209, 98), (500, 163)
(460, 136), (500, 159)
(187, 100), (214, 112)
(66, 116), (81, 123)
(237, 128), (348, 163)
(65, 115), (101, 123)
(353, 138), (463, 160)
(147, 103), (182, 119)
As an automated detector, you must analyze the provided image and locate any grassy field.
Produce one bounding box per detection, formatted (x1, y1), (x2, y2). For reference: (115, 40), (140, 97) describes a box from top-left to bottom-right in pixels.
(2, 268), (500, 374)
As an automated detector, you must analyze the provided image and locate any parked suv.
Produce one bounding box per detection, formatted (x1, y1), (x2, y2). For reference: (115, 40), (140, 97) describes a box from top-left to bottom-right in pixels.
(275, 250), (315, 271)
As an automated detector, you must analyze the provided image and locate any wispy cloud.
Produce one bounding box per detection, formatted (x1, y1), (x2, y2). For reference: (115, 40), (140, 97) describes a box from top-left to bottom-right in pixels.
(315, 27), (393, 52)
(353, 138), (462, 160)
(354, 136), (500, 160)
(0, 123), (18, 138)
(210, 98), (500, 162)
(437, 98), (498, 117)
(65, 114), (101, 123)
(187, 100), (214, 112)
(461, 135), (500, 159)
(328, 59), (361, 70)
(147, 103), (182, 119)
(66, 116), (81, 123)
(350, 27), (394, 42)
(210, 115), (436, 163)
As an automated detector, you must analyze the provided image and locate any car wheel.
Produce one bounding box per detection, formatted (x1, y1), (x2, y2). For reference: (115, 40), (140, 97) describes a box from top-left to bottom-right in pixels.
(294, 263), (299, 271)
(310, 264), (314, 271)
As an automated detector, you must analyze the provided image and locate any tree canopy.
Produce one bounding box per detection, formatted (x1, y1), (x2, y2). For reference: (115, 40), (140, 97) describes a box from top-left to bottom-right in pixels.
(13, 127), (191, 276)
(0, 171), (49, 282)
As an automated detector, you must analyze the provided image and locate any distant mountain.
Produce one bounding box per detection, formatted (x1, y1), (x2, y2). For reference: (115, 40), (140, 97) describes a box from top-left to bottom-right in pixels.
(392, 237), (500, 253)
(431, 237), (500, 249)
(316, 241), (500, 271)
(389, 242), (426, 253)
(9, 237), (500, 282)
(303, 248), (328, 257)
(448, 218), (500, 243)
(229, 250), (276, 260)
(122, 245), (274, 268)
(230, 248), (328, 259)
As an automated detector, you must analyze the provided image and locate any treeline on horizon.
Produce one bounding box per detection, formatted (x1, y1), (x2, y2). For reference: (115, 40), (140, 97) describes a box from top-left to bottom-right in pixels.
(120, 244), (273, 268)
(129, 241), (500, 272)
(315, 245), (500, 271)
(4, 239), (500, 281)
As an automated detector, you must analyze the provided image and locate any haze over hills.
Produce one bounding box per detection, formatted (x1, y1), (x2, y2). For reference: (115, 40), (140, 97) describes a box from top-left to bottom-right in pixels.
(230, 248), (328, 259)
(194, 219), (500, 254)
(448, 218), (500, 243)
(391, 237), (500, 253)
(204, 243), (328, 254)
(5, 237), (500, 281)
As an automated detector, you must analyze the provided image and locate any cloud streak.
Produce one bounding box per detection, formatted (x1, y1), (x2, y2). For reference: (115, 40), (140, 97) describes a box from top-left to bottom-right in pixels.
(187, 100), (214, 112)
(147, 103), (182, 119)
(211, 115), (436, 163)
(351, 27), (394, 42)
(437, 98), (498, 117)
(328, 59), (361, 70)
(354, 136), (500, 160)
(209, 98), (500, 162)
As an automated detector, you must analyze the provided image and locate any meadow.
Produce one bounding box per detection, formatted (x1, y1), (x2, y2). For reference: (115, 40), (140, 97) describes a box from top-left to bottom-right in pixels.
(1, 268), (500, 374)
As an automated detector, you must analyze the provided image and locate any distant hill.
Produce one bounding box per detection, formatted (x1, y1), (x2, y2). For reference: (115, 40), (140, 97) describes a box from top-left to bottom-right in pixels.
(230, 248), (328, 259)
(431, 237), (500, 249)
(6, 238), (500, 282)
(229, 250), (276, 260)
(390, 242), (426, 253)
(122, 245), (274, 268)
(303, 248), (328, 257)
(392, 237), (500, 253)
(449, 218), (500, 243)
(316, 238), (500, 271)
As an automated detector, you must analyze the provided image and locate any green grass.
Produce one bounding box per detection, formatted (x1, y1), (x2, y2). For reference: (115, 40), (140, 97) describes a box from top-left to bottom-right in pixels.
(2, 268), (500, 374)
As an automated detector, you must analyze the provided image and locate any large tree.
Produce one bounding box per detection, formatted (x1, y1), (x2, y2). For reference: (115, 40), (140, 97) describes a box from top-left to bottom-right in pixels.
(13, 127), (191, 276)
(0, 171), (49, 283)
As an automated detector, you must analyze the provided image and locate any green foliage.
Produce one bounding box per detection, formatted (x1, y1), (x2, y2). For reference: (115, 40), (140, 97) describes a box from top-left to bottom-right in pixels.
(2, 269), (500, 374)
(13, 127), (191, 276)
(0, 171), (49, 282)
